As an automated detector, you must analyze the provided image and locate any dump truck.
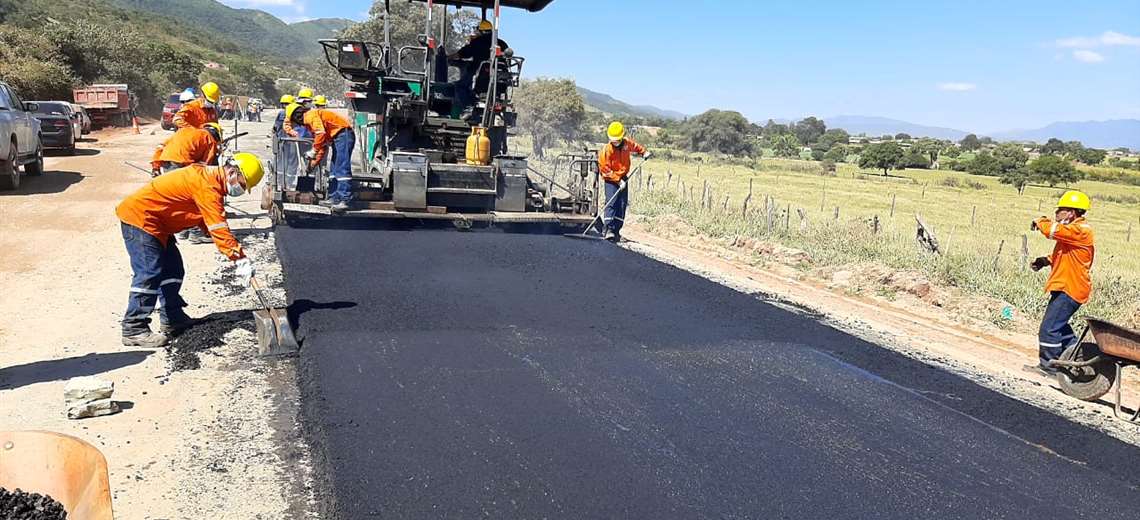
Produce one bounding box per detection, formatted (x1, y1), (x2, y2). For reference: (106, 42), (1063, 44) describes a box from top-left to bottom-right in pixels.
(73, 84), (135, 128)
(266, 0), (599, 230)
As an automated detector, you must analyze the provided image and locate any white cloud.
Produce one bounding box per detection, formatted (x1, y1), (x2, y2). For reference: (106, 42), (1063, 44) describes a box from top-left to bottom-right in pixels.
(1056, 30), (1140, 48)
(1073, 50), (1106, 63)
(938, 82), (976, 92)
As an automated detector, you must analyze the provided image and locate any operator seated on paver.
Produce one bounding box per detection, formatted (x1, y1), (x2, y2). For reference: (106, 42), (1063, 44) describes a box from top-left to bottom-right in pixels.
(448, 20), (510, 117)
(598, 121), (650, 242)
(290, 104), (355, 212)
(1026, 190), (1096, 376)
(173, 82), (221, 129)
(115, 153), (264, 348)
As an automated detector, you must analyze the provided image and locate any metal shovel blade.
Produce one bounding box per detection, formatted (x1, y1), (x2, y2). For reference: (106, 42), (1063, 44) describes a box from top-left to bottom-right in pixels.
(250, 276), (300, 356)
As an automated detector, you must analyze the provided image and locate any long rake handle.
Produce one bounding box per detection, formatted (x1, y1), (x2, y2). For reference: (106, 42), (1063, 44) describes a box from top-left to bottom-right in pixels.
(584, 158), (648, 234)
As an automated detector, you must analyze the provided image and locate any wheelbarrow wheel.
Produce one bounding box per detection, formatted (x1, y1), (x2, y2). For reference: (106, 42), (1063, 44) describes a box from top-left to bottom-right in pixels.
(1056, 342), (1115, 401)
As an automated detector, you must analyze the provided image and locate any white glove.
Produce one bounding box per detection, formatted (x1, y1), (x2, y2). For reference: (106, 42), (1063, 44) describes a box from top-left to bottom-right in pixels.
(304, 150), (317, 160)
(619, 179), (628, 190)
(234, 257), (254, 285)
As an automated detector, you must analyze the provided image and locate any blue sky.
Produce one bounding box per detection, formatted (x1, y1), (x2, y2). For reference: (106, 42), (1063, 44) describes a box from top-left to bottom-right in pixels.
(223, 0), (1140, 133)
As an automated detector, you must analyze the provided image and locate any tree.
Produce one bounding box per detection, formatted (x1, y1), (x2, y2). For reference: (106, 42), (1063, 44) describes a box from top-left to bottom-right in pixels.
(1076, 147), (1107, 166)
(1041, 138), (1066, 155)
(942, 146), (961, 158)
(895, 132), (912, 141)
(1064, 140), (1085, 156)
(967, 152), (1000, 176)
(679, 109), (754, 156)
(0, 26), (75, 101)
(772, 133), (800, 158)
(992, 143), (1029, 174)
(343, 2), (478, 58)
(1028, 154), (1083, 187)
(793, 116), (827, 147)
(858, 142), (904, 175)
(514, 78), (585, 159)
(914, 138), (942, 166)
(817, 128), (850, 150)
(823, 144), (848, 163)
(902, 148), (931, 168)
(999, 168), (1033, 194)
(979, 136), (995, 145)
(960, 134), (981, 150)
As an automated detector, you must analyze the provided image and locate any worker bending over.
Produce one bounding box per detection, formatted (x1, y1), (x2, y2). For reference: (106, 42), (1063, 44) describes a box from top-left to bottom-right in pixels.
(597, 121), (650, 242)
(1028, 190), (1095, 375)
(173, 82), (221, 129)
(150, 123), (222, 175)
(290, 105), (355, 211)
(115, 153), (263, 347)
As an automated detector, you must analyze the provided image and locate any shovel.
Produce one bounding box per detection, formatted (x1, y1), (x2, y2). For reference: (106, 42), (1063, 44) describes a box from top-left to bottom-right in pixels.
(249, 275), (299, 356)
(566, 157), (648, 241)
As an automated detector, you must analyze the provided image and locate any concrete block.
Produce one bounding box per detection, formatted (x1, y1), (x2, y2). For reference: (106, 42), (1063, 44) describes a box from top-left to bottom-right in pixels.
(67, 398), (121, 420)
(64, 376), (114, 404)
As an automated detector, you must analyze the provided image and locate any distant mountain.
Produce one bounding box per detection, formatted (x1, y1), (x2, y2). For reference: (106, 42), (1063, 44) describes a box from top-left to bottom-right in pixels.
(577, 86), (687, 121)
(823, 115), (968, 140)
(106, 0), (329, 58)
(290, 18), (354, 43)
(990, 120), (1140, 150)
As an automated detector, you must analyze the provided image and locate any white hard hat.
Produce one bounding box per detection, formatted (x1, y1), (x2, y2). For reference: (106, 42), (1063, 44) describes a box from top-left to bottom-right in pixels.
(179, 89), (195, 102)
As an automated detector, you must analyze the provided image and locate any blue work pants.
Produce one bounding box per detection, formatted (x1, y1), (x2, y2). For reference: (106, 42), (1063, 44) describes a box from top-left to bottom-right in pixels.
(121, 223), (191, 336)
(603, 181), (628, 234)
(1039, 291), (1082, 367)
(328, 129), (355, 202)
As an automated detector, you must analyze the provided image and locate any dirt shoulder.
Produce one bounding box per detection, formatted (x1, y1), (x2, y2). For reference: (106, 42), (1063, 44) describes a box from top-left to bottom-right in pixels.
(621, 217), (1140, 447)
(0, 121), (315, 518)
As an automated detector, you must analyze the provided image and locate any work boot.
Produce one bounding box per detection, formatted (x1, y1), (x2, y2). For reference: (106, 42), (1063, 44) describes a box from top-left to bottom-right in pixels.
(330, 200), (350, 214)
(187, 227), (212, 244)
(122, 331), (170, 348)
(1022, 363), (1059, 379)
(159, 317), (200, 334)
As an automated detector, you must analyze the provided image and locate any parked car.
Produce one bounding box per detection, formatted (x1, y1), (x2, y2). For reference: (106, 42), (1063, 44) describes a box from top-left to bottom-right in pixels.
(161, 93), (182, 130)
(30, 101), (77, 155)
(70, 103), (92, 134)
(0, 81), (44, 191)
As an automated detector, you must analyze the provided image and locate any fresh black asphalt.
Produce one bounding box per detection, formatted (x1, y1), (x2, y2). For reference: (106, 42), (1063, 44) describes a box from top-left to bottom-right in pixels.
(277, 224), (1140, 519)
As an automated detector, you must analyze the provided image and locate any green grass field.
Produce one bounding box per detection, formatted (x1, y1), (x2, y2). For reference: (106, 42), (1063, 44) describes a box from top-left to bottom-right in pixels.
(616, 154), (1140, 328)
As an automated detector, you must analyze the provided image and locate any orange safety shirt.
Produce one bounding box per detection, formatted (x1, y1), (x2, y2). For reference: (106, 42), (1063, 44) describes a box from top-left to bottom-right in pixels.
(172, 98), (218, 129)
(151, 127), (218, 167)
(1035, 216), (1095, 304)
(598, 138), (647, 183)
(303, 109), (351, 162)
(115, 164), (245, 260)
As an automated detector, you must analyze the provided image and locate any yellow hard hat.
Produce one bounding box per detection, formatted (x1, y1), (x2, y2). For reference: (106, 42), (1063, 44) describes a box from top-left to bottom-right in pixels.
(1057, 190), (1091, 212)
(285, 102), (304, 124)
(314, 95), (328, 107)
(606, 121), (625, 142)
(203, 122), (224, 141)
(297, 87), (314, 100)
(201, 82), (221, 103)
(230, 152), (264, 188)
(279, 94), (295, 105)
(477, 20), (493, 32)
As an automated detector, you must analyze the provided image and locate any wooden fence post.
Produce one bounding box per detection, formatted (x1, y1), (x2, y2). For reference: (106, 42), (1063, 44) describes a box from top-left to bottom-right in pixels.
(1020, 234), (1029, 270)
(785, 203), (791, 232)
(970, 205), (977, 227)
(921, 183), (927, 199)
(742, 178), (753, 218)
(890, 194), (896, 218)
(667, 170), (673, 188)
(646, 173), (653, 190)
(834, 206), (840, 221)
(992, 240), (1005, 270)
(702, 180), (709, 210)
(722, 195), (729, 213)
(873, 215), (880, 234)
(1128, 222), (1133, 243)
(696, 164), (701, 178)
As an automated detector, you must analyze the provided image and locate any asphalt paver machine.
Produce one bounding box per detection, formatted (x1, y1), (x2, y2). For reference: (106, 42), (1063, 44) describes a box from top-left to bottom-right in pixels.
(269, 0), (598, 229)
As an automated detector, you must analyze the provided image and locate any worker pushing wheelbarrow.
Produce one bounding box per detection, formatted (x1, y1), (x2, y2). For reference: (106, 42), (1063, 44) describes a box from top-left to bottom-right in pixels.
(1050, 318), (1140, 422)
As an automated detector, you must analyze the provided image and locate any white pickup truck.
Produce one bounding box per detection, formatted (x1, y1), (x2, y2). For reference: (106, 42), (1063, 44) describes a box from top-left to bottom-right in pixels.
(0, 81), (44, 190)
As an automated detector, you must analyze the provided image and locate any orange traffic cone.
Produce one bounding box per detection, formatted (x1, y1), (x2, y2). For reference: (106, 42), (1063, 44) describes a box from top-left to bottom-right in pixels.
(132, 117), (141, 134)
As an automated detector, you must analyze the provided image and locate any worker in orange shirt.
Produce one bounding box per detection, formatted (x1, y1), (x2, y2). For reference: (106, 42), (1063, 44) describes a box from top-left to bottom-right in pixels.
(150, 123), (223, 175)
(115, 153), (264, 347)
(597, 121), (650, 241)
(173, 82), (221, 129)
(290, 104), (355, 211)
(1027, 190), (1095, 375)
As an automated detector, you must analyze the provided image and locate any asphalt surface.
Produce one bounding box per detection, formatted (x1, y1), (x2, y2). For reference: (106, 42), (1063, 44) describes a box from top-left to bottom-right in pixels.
(277, 224), (1140, 519)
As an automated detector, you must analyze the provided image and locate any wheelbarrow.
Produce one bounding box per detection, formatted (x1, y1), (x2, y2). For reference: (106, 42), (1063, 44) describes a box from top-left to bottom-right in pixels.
(1049, 318), (1140, 422)
(0, 431), (114, 519)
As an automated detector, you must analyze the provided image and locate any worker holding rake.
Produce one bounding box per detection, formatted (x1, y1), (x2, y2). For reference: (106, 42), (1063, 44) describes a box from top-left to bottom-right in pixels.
(598, 121), (650, 241)
(1027, 190), (1095, 375)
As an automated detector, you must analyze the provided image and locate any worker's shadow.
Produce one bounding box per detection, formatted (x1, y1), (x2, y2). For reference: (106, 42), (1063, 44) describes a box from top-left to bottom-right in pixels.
(0, 351), (153, 391)
(287, 299), (357, 339)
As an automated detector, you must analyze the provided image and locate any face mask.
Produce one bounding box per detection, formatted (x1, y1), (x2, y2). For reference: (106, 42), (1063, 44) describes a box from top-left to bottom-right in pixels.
(612, 140), (624, 149)
(228, 182), (245, 197)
